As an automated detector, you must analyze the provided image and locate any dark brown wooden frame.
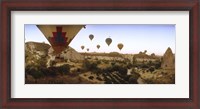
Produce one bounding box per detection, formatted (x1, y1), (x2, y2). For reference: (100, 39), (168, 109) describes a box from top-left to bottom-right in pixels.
(0, 0), (199, 109)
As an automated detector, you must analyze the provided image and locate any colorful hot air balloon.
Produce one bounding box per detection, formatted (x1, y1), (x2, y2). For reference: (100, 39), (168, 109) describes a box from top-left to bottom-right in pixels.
(37, 25), (85, 54)
(97, 45), (100, 49)
(81, 45), (85, 50)
(105, 38), (112, 46)
(87, 48), (89, 52)
(117, 43), (124, 50)
(89, 34), (94, 41)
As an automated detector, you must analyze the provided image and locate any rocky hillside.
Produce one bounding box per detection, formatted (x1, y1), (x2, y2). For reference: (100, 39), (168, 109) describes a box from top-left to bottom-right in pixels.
(25, 41), (84, 67)
(25, 42), (50, 67)
(47, 46), (84, 67)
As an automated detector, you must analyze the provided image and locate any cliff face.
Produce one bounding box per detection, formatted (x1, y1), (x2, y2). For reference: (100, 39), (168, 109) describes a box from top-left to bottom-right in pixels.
(25, 41), (84, 68)
(161, 47), (175, 69)
(25, 42), (50, 67)
(47, 46), (84, 67)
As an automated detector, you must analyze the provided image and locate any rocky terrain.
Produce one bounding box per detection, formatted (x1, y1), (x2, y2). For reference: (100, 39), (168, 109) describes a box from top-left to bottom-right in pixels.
(161, 47), (175, 69)
(25, 42), (50, 67)
(25, 41), (175, 84)
(47, 46), (84, 67)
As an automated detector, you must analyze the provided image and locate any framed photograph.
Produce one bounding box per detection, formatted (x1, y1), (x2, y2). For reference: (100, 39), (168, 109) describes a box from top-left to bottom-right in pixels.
(1, 0), (199, 108)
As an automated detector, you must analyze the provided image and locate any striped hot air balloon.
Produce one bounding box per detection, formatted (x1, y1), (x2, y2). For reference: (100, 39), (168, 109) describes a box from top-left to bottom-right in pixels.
(37, 25), (85, 54)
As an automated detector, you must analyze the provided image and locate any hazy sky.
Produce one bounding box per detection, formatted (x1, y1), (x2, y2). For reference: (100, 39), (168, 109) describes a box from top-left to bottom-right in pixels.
(25, 24), (175, 55)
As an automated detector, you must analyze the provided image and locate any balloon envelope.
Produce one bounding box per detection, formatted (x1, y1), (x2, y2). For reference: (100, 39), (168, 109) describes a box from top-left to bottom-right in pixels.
(81, 45), (85, 50)
(105, 38), (112, 46)
(97, 45), (100, 49)
(89, 34), (94, 41)
(117, 43), (124, 50)
(87, 48), (89, 51)
(37, 25), (84, 54)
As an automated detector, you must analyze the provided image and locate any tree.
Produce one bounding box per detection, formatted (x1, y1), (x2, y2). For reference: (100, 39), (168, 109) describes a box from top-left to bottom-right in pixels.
(57, 64), (70, 75)
(111, 62), (115, 66)
(88, 76), (94, 80)
(132, 56), (137, 65)
(29, 68), (44, 83)
(144, 50), (147, 54)
(154, 60), (161, 69)
(82, 60), (98, 71)
(149, 66), (155, 73)
(151, 53), (155, 57)
(129, 76), (138, 84)
(148, 60), (152, 66)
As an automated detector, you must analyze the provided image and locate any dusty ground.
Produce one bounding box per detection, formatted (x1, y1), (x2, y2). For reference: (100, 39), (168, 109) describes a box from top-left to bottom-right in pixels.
(79, 72), (105, 84)
(136, 68), (175, 84)
(26, 74), (93, 84)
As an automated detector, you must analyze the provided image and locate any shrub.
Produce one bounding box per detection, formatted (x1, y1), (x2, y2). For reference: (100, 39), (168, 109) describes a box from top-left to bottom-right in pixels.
(25, 65), (35, 75)
(96, 60), (101, 64)
(47, 67), (58, 77)
(49, 60), (56, 66)
(124, 75), (131, 81)
(28, 68), (44, 83)
(111, 62), (115, 66)
(154, 61), (161, 69)
(32, 70), (44, 79)
(105, 80), (112, 84)
(128, 77), (138, 84)
(88, 76), (94, 80)
(108, 65), (127, 75)
(104, 60), (109, 64)
(82, 60), (98, 71)
(118, 67), (127, 75)
(149, 66), (155, 73)
(96, 77), (103, 81)
(141, 64), (149, 69)
(39, 67), (49, 76)
(57, 64), (70, 75)
(94, 68), (102, 75)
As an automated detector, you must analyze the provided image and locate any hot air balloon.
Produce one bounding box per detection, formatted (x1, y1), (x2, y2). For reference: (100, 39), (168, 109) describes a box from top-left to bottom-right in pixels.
(37, 25), (85, 54)
(81, 45), (85, 50)
(105, 38), (112, 46)
(97, 45), (100, 49)
(87, 48), (89, 52)
(89, 34), (94, 41)
(117, 43), (124, 50)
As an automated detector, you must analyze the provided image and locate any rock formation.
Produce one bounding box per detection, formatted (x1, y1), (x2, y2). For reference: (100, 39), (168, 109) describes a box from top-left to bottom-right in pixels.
(25, 41), (84, 68)
(161, 47), (175, 69)
(47, 46), (84, 67)
(25, 42), (50, 67)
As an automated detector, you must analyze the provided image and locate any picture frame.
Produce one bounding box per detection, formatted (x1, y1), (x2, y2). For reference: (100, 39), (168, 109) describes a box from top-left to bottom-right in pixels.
(0, 0), (199, 109)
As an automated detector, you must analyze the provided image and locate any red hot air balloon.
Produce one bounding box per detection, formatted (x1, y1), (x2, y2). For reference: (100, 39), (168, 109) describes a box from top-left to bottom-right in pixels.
(37, 25), (85, 54)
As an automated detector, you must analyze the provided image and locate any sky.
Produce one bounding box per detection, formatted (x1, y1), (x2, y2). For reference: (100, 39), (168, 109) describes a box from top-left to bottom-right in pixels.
(25, 24), (175, 55)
